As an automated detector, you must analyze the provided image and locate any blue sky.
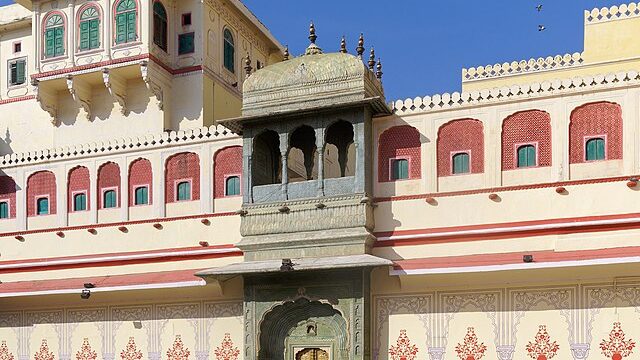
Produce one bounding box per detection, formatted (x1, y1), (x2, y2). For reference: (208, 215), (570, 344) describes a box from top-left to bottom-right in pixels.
(0, 0), (627, 100)
(242, 0), (626, 100)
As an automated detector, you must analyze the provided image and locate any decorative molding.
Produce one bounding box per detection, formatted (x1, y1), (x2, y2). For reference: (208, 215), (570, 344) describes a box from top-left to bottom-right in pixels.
(585, 3), (640, 24)
(391, 70), (640, 116)
(140, 60), (164, 111)
(102, 69), (128, 116)
(0, 124), (236, 168)
(66, 75), (92, 121)
(462, 53), (584, 82)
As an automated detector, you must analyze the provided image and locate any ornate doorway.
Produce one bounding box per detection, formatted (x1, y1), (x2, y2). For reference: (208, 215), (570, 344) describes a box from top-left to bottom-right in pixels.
(296, 348), (329, 360)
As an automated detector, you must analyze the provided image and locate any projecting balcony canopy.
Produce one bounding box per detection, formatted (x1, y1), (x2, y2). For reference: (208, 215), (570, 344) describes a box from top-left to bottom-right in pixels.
(196, 254), (392, 281)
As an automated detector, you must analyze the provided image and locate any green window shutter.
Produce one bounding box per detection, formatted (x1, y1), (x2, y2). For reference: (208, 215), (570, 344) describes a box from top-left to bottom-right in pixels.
(116, 13), (126, 44)
(391, 159), (409, 180)
(517, 145), (536, 168)
(103, 190), (117, 208)
(586, 138), (606, 161)
(126, 11), (136, 42)
(79, 21), (90, 50)
(89, 19), (100, 49)
(0, 202), (8, 219)
(179, 33), (195, 55)
(177, 182), (191, 201)
(74, 193), (86, 211)
(45, 29), (55, 57)
(135, 186), (148, 205)
(16, 60), (25, 85)
(226, 177), (240, 196)
(453, 153), (470, 174)
(9, 62), (17, 85)
(54, 27), (64, 56)
(37, 198), (49, 215)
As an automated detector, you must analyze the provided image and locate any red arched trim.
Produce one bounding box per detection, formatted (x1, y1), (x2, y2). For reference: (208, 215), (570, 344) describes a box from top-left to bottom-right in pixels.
(75, 3), (103, 53)
(41, 10), (68, 60)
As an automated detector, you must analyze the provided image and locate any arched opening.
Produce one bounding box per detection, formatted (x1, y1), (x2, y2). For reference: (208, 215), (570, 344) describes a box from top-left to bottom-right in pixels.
(223, 28), (235, 73)
(288, 126), (318, 182)
(44, 13), (65, 58)
(114, 0), (137, 44)
(152, 2), (167, 51)
(258, 298), (348, 360)
(252, 130), (281, 186)
(324, 120), (355, 179)
(78, 6), (100, 51)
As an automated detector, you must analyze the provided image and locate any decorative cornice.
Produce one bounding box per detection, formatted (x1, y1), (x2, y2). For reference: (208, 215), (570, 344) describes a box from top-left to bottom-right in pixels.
(392, 69), (640, 116)
(585, 2), (640, 24)
(462, 53), (583, 82)
(0, 124), (237, 168)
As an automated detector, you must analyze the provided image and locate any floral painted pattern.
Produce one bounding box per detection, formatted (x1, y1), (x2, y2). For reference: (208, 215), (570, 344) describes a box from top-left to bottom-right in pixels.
(0, 341), (14, 360)
(525, 325), (559, 360)
(389, 330), (419, 360)
(455, 327), (487, 360)
(75, 339), (97, 360)
(214, 334), (240, 360)
(120, 338), (143, 360)
(600, 322), (635, 360)
(166, 336), (190, 360)
(34, 340), (55, 360)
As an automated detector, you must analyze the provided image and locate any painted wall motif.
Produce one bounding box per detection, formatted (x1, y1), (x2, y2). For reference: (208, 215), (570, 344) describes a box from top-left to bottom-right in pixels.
(0, 301), (243, 360)
(374, 280), (640, 360)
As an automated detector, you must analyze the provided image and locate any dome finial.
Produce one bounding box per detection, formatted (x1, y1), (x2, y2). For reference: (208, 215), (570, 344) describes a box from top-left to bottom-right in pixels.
(356, 33), (365, 59)
(376, 58), (383, 80)
(340, 36), (347, 53)
(283, 45), (289, 60)
(304, 22), (323, 55)
(368, 47), (376, 71)
(309, 21), (317, 44)
(244, 52), (253, 77)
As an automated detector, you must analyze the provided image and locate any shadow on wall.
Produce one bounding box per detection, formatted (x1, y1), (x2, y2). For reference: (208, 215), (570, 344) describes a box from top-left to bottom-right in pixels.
(0, 128), (14, 156)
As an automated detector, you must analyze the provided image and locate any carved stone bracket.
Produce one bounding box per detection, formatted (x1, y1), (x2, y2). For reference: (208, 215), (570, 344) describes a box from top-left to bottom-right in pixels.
(102, 68), (128, 115)
(31, 79), (59, 126)
(140, 60), (164, 111)
(66, 75), (93, 120)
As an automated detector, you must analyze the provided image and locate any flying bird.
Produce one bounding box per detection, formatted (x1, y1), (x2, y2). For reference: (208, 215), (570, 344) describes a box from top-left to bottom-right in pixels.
(536, 4), (543, 12)
(538, 24), (546, 31)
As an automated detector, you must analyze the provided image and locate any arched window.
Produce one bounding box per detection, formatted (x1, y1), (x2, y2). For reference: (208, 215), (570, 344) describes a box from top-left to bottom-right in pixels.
(214, 146), (242, 198)
(391, 159), (409, 180)
(115, 0), (137, 44)
(103, 189), (117, 208)
(153, 2), (167, 51)
(225, 176), (240, 196)
(325, 120), (355, 179)
(586, 138), (606, 161)
(288, 126), (317, 182)
(74, 193), (87, 211)
(517, 145), (536, 168)
(176, 181), (191, 201)
(79, 6), (100, 51)
(452, 153), (470, 174)
(223, 28), (235, 73)
(27, 171), (56, 217)
(129, 158), (152, 207)
(44, 14), (65, 58)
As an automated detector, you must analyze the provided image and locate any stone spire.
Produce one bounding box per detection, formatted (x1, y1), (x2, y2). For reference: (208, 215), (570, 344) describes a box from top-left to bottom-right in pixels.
(340, 36), (347, 53)
(283, 46), (289, 60)
(376, 59), (383, 80)
(368, 47), (376, 71)
(305, 21), (323, 55)
(356, 33), (365, 59)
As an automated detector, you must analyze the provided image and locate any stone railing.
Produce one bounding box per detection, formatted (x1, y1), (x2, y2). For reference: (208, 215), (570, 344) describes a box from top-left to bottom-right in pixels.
(462, 53), (584, 82)
(392, 70), (640, 115)
(0, 124), (237, 168)
(584, 2), (640, 24)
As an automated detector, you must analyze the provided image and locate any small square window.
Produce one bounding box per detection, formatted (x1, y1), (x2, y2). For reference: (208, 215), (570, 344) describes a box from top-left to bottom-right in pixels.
(13, 42), (21, 53)
(135, 186), (149, 205)
(391, 159), (409, 180)
(178, 32), (195, 55)
(182, 13), (192, 26)
(37, 197), (49, 215)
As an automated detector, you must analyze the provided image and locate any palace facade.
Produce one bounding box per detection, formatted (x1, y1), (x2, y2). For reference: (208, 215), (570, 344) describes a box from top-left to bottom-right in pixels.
(1, 1), (640, 360)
